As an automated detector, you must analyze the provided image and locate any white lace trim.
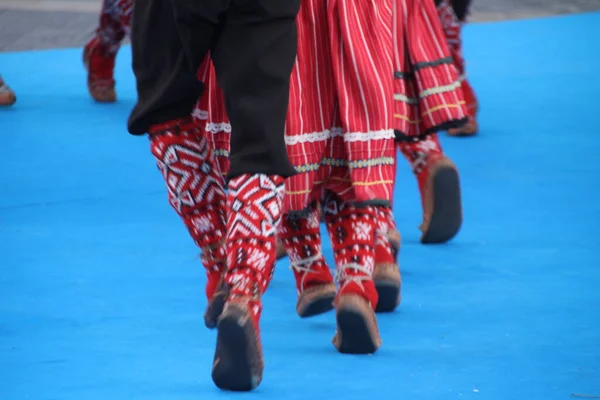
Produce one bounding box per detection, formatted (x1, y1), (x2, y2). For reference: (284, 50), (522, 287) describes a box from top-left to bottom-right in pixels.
(205, 122), (231, 134)
(283, 128), (340, 145)
(285, 128), (394, 145)
(192, 109), (208, 120)
(344, 129), (395, 142)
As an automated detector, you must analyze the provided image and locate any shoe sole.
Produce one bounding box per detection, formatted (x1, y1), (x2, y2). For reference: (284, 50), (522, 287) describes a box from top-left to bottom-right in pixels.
(336, 303), (380, 354)
(211, 305), (262, 392)
(421, 165), (462, 244)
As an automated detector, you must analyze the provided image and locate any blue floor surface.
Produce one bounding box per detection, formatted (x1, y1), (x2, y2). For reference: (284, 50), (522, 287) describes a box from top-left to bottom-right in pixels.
(1, 11), (599, 400)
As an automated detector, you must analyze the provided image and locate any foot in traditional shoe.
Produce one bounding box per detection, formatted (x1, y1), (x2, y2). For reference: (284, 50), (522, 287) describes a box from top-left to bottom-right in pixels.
(333, 292), (382, 354)
(279, 208), (336, 317)
(203, 256), (229, 328)
(447, 115), (478, 136)
(420, 156), (463, 244)
(292, 260), (336, 318)
(204, 278), (229, 329)
(296, 281), (336, 318)
(373, 209), (401, 312)
(83, 37), (117, 103)
(448, 80), (478, 136)
(0, 76), (16, 106)
(373, 263), (401, 313)
(212, 295), (264, 391)
(332, 264), (381, 354)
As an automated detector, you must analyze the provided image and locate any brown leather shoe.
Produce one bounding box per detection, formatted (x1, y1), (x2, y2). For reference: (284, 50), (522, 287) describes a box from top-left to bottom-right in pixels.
(420, 157), (463, 244)
(447, 115), (478, 136)
(296, 282), (336, 318)
(332, 293), (382, 354)
(0, 76), (16, 106)
(373, 262), (401, 313)
(212, 297), (264, 391)
(373, 228), (401, 312)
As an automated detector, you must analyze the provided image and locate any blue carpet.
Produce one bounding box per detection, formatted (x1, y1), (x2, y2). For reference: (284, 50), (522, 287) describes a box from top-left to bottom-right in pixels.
(1, 11), (599, 400)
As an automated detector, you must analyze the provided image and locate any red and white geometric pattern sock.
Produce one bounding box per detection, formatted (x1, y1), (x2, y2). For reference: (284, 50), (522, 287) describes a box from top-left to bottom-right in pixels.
(278, 204), (334, 295)
(398, 134), (444, 199)
(224, 173), (285, 321)
(381, 206), (400, 258)
(95, 0), (133, 55)
(323, 193), (379, 310)
(437, 0), (464, 75)
(374, 206), (396, 267)
(149, 118), (228, 300)
(437, 0), (478, 118)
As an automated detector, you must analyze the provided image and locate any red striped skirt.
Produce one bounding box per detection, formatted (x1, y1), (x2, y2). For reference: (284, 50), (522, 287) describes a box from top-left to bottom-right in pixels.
(283, 0), (397, 214)
(193, 57), (230, 185)
(436, 0), (478, 116)
(191, 0), (468, 213)
(393, 0), (469, 138)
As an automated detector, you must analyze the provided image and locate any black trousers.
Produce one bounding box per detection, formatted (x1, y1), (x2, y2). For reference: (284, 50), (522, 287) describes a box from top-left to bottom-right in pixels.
(434, 0), (472, 21)
(128, 0), (300, 179)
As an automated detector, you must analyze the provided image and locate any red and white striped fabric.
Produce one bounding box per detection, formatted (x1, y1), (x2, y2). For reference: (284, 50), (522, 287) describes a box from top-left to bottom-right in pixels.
(283, 0), (396, 214)
(393, 0), (469, 138)
(193, 57), (230, 185)
(191, 0), (469, 213)
(436, 0), (478, 117)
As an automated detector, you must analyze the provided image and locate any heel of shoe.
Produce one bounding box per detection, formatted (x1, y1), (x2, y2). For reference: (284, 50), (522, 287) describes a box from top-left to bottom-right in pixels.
(212, 302), (264, 391)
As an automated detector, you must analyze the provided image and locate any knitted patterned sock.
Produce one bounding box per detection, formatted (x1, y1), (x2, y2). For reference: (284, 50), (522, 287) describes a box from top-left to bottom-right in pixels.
(278, 204), (334, 294)
(398, 134), (444, 202)
(148, 117), (228, 300)
(323, 193), (378, 310)
(224, 173), (285, 323)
